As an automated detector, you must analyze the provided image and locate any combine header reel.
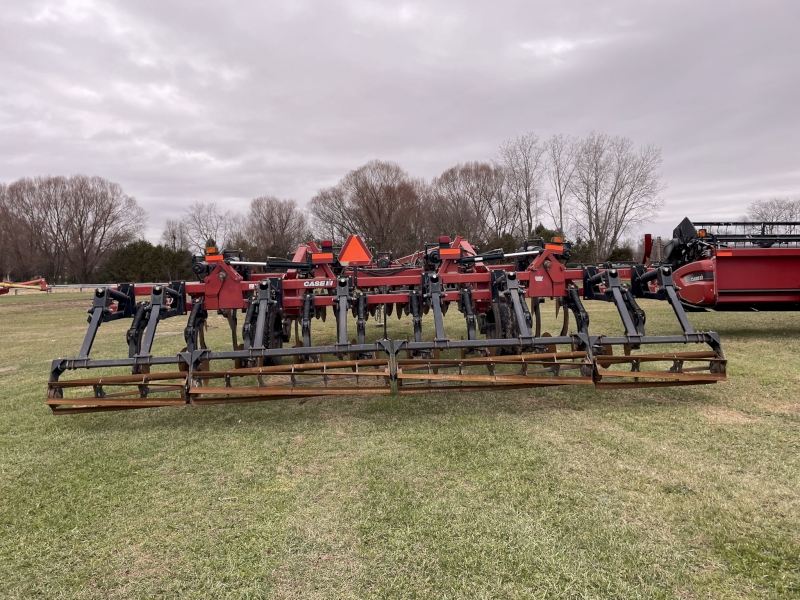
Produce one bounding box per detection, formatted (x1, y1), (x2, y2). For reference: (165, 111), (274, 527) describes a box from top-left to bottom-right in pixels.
(47, 235), (726, 414)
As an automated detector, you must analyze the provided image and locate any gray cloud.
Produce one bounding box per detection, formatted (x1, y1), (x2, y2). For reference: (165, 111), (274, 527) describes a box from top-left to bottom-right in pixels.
(1, 0), (798, 240)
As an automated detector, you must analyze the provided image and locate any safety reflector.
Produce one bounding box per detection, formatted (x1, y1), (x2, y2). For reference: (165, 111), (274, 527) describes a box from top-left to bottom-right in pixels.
(439, 248), (461, 259)
(716, 251), (733, 257)
(311, 253), (334, 264)
(206, 254), (224, 263)
(545, 244), (564, 252)
(338, 235), (373, 266)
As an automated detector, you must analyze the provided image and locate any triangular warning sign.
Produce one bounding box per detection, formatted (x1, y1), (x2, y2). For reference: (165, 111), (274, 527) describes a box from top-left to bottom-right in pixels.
(338, 235), (373, 266)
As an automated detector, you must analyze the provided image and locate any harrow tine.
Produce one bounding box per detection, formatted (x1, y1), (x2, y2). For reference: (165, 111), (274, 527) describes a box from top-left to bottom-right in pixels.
(48, 403), (186, 415)
(396, 372), (592, 385)
(595, 370), (725, 382)
(46, 397), (187, 407)
(594, 380), (717, 389)
(594, 351), (720, 364)
(188, 386), (393, 405)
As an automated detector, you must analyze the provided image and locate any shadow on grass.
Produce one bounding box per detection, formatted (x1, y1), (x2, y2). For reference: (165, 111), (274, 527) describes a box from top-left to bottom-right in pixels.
(713, 326), (800, 340)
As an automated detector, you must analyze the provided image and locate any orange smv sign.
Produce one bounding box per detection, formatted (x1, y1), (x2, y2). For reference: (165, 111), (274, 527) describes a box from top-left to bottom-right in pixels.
(338, 235), (373, 266)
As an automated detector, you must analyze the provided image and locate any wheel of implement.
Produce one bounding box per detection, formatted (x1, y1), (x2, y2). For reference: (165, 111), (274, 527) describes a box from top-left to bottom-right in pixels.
(559, 298), (570, 337)
(498, 302), (519, 338)
(262, 308), (284, 367)
(487, 301), (518, 355)
(532, 298), (542, 337)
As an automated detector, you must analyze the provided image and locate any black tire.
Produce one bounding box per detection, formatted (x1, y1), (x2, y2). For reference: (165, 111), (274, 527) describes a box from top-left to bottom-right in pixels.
(496, 302), (519, 339)
(262, 308), (284, 366)
(488, 301), (519, 355)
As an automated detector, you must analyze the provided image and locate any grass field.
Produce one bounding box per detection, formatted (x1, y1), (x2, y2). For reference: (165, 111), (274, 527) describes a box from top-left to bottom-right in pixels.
(1, 291), (799, 599)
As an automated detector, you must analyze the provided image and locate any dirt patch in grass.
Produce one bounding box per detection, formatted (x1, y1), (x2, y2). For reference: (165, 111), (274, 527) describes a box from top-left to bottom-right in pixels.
(108, 545), (171, 599)
(702, 406), (759, 424)
(771, 401), (800, 414)
(0, 365), (19, 373)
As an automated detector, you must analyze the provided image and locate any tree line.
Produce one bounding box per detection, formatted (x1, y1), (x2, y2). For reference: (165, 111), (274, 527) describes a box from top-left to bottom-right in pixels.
(1, 175), (147, 283)
(310, 132), (666, 260)
(6, 131), (786, 284)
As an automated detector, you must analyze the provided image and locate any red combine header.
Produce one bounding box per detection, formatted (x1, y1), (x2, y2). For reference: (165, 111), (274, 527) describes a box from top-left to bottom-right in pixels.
(46, 235), (726, 414)
(642, 218), (800, 311)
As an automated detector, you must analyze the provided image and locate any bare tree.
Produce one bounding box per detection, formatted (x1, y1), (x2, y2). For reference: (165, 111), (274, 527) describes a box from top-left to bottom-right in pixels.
(243, 196), (311, 257)
(429, 162), (512, 246)
(0, 184), (10, 280)
(308, 184), (351, 245)
(746, 197), (800, 222)
(429, 165), (484, 244)
(406, 178), (435, 252)
(2, 175), (145, 282)
(3, 176), (71, 282)
(569, 133), (665, 262)
(309, 160), (424, 256)
(498, 132), (547, 238)
(160, 219), (192, 252)
(181, 201), (232, 252)
(544, 134), (579, 234)
(224, 212), (251, 253)
(63, 175), (147, 282)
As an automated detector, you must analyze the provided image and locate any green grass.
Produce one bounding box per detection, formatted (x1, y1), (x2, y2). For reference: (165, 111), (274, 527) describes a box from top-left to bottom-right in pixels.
(1, 292), (799, 599)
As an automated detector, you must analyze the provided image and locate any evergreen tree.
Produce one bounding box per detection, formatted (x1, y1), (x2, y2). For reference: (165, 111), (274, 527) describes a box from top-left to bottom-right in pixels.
(101, 241), (193, 283)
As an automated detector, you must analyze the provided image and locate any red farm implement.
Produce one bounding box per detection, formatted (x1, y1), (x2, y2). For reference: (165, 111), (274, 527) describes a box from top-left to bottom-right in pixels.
(0, 278), (47, 296)
(641, 218), (800, 312)
(46, 235), (726, 414)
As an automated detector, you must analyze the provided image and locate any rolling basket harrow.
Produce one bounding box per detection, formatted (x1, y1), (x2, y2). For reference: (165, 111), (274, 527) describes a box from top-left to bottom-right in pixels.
(46, 235), (726, 414)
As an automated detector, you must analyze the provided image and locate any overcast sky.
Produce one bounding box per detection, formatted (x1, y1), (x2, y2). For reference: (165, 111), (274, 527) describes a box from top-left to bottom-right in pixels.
(1, 0), (798, 241)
